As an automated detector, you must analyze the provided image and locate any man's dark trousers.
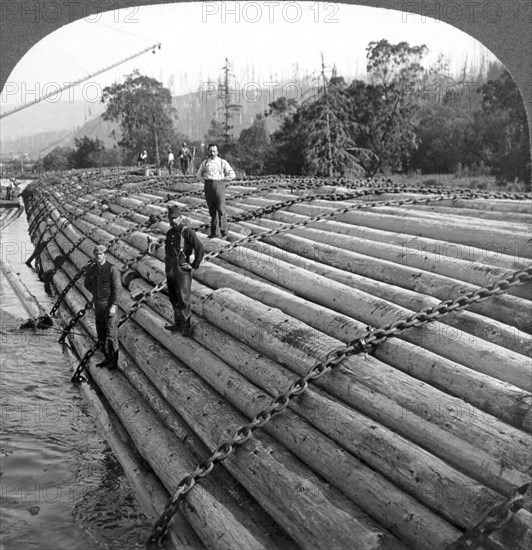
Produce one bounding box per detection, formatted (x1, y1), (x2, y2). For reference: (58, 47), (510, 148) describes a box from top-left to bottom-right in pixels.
(204, 180), (227, 237)
(94, 300), (118, 355)
(167, 268), (192, 331)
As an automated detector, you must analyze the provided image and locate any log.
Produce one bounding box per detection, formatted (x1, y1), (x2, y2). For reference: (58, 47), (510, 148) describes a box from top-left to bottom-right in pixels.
(397, 203), (532, 223)
(0, 259), (49, 321)
(422, 198), (532, 213)
(312, 201), (531, 233)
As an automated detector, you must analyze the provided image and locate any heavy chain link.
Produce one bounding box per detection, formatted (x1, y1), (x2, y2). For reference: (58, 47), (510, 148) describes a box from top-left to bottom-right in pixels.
(49, 262), (94, 317)
(146, 264), (532, 546)
(58, 300), (93, 345)
(70, 344), (98, 384)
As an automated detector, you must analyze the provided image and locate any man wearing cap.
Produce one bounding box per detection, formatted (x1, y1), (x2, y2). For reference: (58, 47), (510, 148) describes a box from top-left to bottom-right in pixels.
(161, 205), (204, 336)
(197, 143), (236, 239)
(84, 245), (122, 369)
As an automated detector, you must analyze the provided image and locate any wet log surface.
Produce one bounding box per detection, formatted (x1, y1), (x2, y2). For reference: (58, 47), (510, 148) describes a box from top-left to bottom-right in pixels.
(24, 170), (532, 550)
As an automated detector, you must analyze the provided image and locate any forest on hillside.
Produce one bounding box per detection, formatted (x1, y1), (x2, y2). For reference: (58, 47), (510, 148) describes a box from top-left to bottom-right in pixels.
(38, 40), (531, 186)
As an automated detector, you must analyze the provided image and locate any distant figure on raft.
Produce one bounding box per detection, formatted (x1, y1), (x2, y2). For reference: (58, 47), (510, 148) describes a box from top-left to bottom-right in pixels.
(178, 142), (192, 175)
(196, 143), (236, 239)
(5, 180), (14, 200)
(167, 148), (175, 175)
(149, 205), (204, 337)
(137, 149), (148, 167)
(84, 245), (121, 369)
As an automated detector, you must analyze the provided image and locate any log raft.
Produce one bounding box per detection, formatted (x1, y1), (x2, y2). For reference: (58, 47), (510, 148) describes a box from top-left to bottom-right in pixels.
(23, 171), (532, 550)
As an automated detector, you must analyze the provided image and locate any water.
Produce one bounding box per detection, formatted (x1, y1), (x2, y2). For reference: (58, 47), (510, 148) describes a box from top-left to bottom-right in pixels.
(1, 193), (151, 550)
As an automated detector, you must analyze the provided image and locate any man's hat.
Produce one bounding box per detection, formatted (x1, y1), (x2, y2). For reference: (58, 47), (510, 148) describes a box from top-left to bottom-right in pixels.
(168, 205), (181, 217)
(94, 244), (107, 254)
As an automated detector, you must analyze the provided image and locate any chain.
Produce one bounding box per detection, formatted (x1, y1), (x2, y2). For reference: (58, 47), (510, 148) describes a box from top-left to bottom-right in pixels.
(70, 344), (98, 384)
(49, 262), (94, 317)
(201, 189), (460, 263)
(58, 300), (94, 344)
(444, 482), (530, 550)
(147, 264), (532, 546)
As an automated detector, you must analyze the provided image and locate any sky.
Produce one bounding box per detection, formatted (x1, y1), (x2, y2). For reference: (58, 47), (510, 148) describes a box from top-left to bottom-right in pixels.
(0, 1), (499, 113)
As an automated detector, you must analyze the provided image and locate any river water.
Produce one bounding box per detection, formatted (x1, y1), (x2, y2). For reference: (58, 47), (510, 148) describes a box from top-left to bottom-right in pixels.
(0, 194), (151, 549)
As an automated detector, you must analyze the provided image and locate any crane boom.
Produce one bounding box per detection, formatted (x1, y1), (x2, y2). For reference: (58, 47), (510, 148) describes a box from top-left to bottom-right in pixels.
(0, 43), (162, 120)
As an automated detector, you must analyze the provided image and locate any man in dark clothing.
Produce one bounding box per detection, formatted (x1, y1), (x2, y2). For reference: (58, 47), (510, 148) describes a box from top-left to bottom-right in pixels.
(179, 142), (192, 175)
(159, 205), (204, 337)
(84, 244), (121, 369)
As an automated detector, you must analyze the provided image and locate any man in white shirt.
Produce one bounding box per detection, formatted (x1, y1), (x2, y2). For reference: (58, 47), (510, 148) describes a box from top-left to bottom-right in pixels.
(196, 143), (236, 239)
(167, 149), (175, 175)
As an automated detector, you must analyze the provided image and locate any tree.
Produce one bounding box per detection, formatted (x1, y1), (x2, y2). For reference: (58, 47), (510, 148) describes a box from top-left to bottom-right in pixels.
(237, 114), (272, 174)
(478, 70), (531, 183)
(101, 70), (177, 164)
(70, 136), (105, 168)
(267, 67), (371, 177)
(218, 58), (242, 145)
(205, 119), (225, 146)
(42, 146), (73, 171)
(363, 39), (428, 175)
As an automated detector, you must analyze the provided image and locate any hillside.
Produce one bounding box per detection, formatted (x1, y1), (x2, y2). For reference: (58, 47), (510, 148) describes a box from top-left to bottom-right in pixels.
(1, 79), (311, 158)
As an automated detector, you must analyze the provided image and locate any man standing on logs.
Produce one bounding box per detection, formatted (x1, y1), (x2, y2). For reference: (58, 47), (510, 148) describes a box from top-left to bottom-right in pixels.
(159, 205), (204, 337)
(179, 142), (192, 175)
(167, 148), (175, 175)
(197, 143), (236, 239)
(84, 245), (121, 369)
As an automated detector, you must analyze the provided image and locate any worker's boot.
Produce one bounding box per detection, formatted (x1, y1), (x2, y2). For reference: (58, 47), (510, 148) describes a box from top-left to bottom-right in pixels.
(96, 341), (110, 367)
(181, 318), (192, 338)
(108, 350), (119, 370)
(96, 355), (111, 368)
(165, 309), (184, 332)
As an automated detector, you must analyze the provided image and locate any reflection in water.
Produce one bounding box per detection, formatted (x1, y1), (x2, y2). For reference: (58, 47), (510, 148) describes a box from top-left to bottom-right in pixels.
(1, 200), (151, 549)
